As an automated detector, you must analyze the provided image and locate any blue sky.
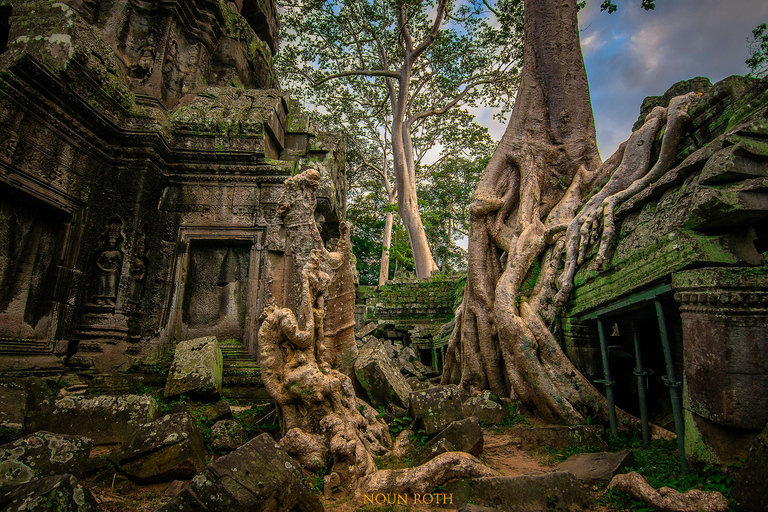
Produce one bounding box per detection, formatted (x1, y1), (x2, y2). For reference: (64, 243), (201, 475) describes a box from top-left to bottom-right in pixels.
(482, 0), (768, 159)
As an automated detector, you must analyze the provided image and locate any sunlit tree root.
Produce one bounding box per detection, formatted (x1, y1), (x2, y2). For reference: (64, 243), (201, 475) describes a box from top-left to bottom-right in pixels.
(556, 92), (697, 305)
(358, 452), (498, 497)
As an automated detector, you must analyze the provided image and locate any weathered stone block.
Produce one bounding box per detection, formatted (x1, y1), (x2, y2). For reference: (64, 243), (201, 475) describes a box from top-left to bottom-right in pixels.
(158, 434), (322, 511)
(210, 420), (248, 451)
(444, 472), (589, 511)
(556, 450), (635, 483)
(733, 423), (768, 512)
(0, 432), (92, 489)
(165, 336), (223, 399)
(0, 387), (27, 440)
(409, 385), (464, 435)
(26, 395), (158, 445)
(355, 338), (412, 409)
(414, 417), (484, 465)
(113, 413), (207, 484)
(511, 425), (607, 452)
(463, 391), (506, 425)
(0, 474), (99, 512)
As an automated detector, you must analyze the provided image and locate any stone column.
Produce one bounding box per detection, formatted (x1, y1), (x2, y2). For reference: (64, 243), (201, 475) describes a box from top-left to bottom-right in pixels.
(672, 267), (768, 463)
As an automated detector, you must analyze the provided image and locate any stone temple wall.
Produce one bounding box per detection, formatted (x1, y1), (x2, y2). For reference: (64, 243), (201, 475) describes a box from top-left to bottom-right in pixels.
(561, 76), (768, 464)
(0, 0), (345, 373)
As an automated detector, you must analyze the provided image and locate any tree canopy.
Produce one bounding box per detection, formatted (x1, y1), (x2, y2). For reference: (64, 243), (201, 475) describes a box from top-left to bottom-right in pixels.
(277, 0), (522, 278)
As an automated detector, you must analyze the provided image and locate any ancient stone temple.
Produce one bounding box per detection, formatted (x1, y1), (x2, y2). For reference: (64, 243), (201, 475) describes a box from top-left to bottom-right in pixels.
(0, 0), (345, 373)
(561, 77), (768, 465)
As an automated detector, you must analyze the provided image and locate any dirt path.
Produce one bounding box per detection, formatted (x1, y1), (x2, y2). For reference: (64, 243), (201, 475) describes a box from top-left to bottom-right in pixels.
(481, 429), (556, 477)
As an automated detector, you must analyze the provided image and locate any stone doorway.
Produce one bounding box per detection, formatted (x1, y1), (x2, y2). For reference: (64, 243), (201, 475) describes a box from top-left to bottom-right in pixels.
(167, 229), (262, 354)
(0, 188), (70, 343)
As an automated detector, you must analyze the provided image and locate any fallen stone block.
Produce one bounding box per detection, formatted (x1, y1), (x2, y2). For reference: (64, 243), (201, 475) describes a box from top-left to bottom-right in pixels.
(0, 474), (99, 511)
(355, 338), (412, 409)
(0, 387), (28, 442)
(165, 336), (223, 399)
(733, 422), (768, 512)
(414, 417), (484, 465)
(210, 419), (248, 451)
(444, 471), (589, 511)
(557, 450), (635, 483)
(355, 322), (378, 339)
(0, 431), (92, 489)
(409, 385), (463, 435)
(26, 394), (158, 445)
(609, 471), (730, 512)
(511, 425), (607, 452)
(113, 412), (207, 483)
(158, 433), (322, 511)
(462, 391), (506, 425)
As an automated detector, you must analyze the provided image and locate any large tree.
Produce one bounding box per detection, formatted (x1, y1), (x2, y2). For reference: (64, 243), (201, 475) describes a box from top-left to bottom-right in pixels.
(441, 0), (687, 429)
(279, 0), (520, 278)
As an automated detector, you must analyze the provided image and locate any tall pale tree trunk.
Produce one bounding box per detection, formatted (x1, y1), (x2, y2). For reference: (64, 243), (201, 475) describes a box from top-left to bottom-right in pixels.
(443, 0), (689, 432)
(378, 195), (396, 285)
(391, 76), (438, 279)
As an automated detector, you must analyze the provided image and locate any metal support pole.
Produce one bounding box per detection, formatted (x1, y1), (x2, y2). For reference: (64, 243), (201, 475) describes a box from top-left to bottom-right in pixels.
(597, 318), (618, 437)
(655, 299), (688, 474)
(631, 324), (651, 445)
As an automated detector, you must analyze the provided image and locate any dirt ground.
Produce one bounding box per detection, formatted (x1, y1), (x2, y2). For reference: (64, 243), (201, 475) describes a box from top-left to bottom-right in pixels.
(83, 427), (615, 512)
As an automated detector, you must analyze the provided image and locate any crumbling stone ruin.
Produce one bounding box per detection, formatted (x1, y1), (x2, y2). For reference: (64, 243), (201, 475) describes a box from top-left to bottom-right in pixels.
(0, 0), (345, 372)
(0, 0), (767, 510)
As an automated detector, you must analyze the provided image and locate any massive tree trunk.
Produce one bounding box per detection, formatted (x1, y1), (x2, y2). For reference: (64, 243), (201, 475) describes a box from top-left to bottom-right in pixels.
(442, 0), (693, 429)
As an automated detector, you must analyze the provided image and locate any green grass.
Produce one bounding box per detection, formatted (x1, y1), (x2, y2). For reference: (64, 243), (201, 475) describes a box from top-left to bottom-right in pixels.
(598, 433), (741, 511)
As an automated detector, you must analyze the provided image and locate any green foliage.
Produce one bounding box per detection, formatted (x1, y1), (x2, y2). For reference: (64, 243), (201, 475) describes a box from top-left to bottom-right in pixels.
(135, 383), (152, 395)
(277, 0), (520, 277)
(500, 401), (528, 428)
(600, 0), (656, 13)
(599, 433), (739, 511)
(747, 23), (768, 78)
(408, 428), (429, 446)
(388, 416), (413, 437)
(519, 258), (542, 296)
(150, 362), (168, 376)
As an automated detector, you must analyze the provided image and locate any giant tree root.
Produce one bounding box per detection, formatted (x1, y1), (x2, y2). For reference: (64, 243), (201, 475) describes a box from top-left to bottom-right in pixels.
(443, 91), (700, 431)
(358, 452), (498, 497)
(609, 472), (730, 512)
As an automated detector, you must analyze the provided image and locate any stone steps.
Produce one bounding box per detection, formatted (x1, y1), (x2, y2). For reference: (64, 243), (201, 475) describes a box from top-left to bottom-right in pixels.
(0, 338), (54, 355)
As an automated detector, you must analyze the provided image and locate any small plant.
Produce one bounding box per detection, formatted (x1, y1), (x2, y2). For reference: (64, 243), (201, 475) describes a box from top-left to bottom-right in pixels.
(499, 401), (527, 428)
(388, 416), (412, 437)
(408, 428), (429, 446)
(135, 383), (151, 395)
(599, 433), (739, 510)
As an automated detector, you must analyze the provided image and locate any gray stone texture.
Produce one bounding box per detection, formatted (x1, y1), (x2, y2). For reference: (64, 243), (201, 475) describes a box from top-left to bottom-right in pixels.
(210, 419), (248, 451)
(463, 391), (506, 424)
(354, 337), (412, 409)
(444, 472), (589, 511)
(0, 432), (92, 489)
(113, 412), (207, 483)
(26, 394), (158, 445)
(409, 384), (464, 435)
(556, 450), (635, 483)
(0, 387), (28, 439)
(0, 474), (100, 512)
(414, 417), (484, 465)
(165, 336), (223, 399)
(159, 433), (322, 511)
(511, 425), (607, 452)
(733, 423), (768, 512)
